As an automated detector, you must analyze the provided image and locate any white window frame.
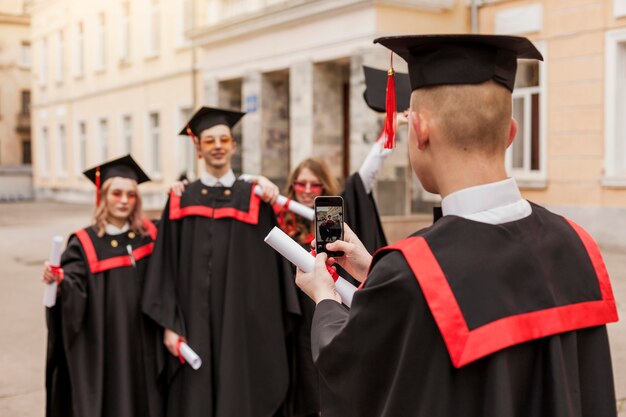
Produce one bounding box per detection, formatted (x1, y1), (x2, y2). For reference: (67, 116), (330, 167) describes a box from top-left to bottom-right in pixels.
(119, 2), (131, 63)
(145, 0), (161, 58)
(39, 37), (48, 86)
(20, 41), (31, 69)
(147, 111), (161, 177)
(57, 124), (67, 177)
(603, 28), (626, 186)
(505, 41), (547, 188)
(121, 114), (133, 154)
(98, 119), (109, 163)
(176, 0), (192, 47)
(55, 30), (64, 83)
(95, 12), (106, 71)
(40, 126), (50, 176)
(74, 22), (84, 77)
(615, 0), (626, 18)
(75, 121), (88, 176)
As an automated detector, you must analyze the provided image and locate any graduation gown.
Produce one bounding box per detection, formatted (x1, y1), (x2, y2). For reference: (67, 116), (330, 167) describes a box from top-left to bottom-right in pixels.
(141, 180), (300, 417)
(311, 203), (619, 417)
(285, 172), (387, 416)
(45, 220), (165, 417)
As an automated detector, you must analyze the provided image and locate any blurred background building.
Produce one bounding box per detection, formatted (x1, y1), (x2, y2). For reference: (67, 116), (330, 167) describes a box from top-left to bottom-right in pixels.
(19, 0), (626, 247)
(0, 0), (32, 200)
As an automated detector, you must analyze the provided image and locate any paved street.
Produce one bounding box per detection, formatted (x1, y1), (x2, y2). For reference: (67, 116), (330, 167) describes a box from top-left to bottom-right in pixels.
(0, 201), (624, 416)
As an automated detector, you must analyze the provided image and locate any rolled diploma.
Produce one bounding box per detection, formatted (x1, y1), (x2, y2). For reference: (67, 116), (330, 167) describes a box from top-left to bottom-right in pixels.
(264, 226), (356, 307)
(43, 236), (64, 308)
(179, 342), (202, 370)
(254, 186), (314, 221)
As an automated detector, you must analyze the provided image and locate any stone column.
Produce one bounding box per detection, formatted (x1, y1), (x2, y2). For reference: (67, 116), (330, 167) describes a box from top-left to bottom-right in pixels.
(203, 76), (219, 107)
(289, 60), (314, 169)
(241, 71), (262, 175)
(261, 71), (290, 187)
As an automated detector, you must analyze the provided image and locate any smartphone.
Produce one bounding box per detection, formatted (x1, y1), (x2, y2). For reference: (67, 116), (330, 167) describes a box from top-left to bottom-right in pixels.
(314, 196), (345, 257)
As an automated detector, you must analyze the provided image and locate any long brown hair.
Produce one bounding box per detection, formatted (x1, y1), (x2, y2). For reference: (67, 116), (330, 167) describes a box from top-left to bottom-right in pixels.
(282, 158), (340, 244)
(92, 177), (148, 238)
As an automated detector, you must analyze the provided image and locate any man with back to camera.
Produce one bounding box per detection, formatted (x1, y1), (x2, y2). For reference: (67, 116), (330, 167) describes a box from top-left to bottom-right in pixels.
(142, 107), (300, 417)
(295, 34), (619, 417)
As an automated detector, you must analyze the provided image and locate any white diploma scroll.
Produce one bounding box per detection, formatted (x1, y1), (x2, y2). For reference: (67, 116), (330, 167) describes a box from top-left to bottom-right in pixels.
(254, 186), (314, 221)
(264, 226), (356, 307)
(43, 236), (64, 308)
(179, 342), (202, 370)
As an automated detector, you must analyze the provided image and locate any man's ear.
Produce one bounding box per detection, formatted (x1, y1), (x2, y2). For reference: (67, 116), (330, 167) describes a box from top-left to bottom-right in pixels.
(506, 117), (518, 149)
(411, 111), (430, 150)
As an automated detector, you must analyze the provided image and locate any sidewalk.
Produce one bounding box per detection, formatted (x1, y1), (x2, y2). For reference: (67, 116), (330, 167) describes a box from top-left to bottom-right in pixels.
(0, 201), (623, 416)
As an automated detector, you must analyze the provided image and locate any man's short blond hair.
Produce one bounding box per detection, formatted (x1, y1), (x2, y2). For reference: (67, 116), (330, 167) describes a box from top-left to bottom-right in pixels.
(411, 80), (512, 154)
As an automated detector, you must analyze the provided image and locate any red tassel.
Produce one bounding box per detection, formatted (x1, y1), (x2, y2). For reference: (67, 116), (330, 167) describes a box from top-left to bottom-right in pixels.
(186, 124), (199, 146)
(383, 52), (397, 149)
(95, 166), (101, 207)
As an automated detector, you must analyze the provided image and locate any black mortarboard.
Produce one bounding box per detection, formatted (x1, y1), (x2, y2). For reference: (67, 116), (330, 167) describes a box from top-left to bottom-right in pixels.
(362, 66), (411, 112)
(373, 34), (543, 92)
(83, 154), (150, 186)
(83, 154), (150, 205)
(179, 106), (246, 137)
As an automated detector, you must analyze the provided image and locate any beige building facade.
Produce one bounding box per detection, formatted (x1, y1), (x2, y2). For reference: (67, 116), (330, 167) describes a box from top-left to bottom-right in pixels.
(477, 0), (626, 249)
(31, 0), (199, 206)
(0, 0), (32, 200)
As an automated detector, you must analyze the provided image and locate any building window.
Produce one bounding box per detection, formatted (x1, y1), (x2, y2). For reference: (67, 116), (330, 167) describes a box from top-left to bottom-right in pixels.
(99, 119), (108, 162)
(75, 22), (84, 77)
(120, 2), (131, 63)
(96, 13), (106, 70)
(604, 29), (626, 185)
(615, 0), (626, 18)
(177, 0), (192, 46)
(39, 37), (47, 86)
(22, 139), (32, 165)
(21, 90), (30, 115)
(122, 115), (133, 154)
(40, 127), (50, 175)
(178, 107), (195, 179)
(55, 30), (64, 82)
(149, 112), (161, 175)
(57, 125), (67, 176)
(506, 54), (546, 185)
(146, 0), (160, 56)
(77, 121), (87, 174)
(20, 41), (31, 68)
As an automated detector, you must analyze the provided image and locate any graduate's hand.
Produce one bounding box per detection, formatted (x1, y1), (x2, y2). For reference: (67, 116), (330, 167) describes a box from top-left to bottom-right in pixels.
(164, 329), (183, 357)
(42, 261), (63, 284)
(296, 253), (342, 304)
(169, 179), (189, 197)
(256, 175), (279, 205)
(324, 224), (372, 282)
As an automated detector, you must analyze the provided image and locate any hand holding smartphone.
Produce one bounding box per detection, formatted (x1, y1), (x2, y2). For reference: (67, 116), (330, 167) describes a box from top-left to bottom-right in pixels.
(314, 196), (344, 257)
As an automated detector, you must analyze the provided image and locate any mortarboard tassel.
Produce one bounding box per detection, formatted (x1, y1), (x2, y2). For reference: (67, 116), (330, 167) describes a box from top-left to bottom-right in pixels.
(383, 52), (397, 149)
(95, 166), (101, 207)
(186, 125), (199, 146)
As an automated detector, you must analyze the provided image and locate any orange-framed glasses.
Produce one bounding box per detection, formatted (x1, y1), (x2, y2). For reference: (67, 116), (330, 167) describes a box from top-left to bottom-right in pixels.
(200, 135), (234, 150)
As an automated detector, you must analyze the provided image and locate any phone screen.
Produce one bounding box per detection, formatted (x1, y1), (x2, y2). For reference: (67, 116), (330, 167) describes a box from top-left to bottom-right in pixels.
(314, 196), (344, 257)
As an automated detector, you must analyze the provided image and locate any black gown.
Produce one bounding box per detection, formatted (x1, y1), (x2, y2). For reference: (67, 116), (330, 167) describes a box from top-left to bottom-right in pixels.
(311, 203), (619, 417)
(287, 172), (388, 416)
(45, 220), (165, 417)
(141, 180), (300, 417)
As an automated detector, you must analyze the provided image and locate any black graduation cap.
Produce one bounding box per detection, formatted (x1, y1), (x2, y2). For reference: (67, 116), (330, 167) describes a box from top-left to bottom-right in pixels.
(83, 154), (150, 186)
(362, 66), (411, 112)
(179, 106), (246, 138)
(373, 34), (543, 92)
(83, 154), (150, 205)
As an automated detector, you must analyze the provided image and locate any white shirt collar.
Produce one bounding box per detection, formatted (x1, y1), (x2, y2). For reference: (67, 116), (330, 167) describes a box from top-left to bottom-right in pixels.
(441, 178), (531, 224)
(105, 222), (130, 235)
(200, 170), (236, 187)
